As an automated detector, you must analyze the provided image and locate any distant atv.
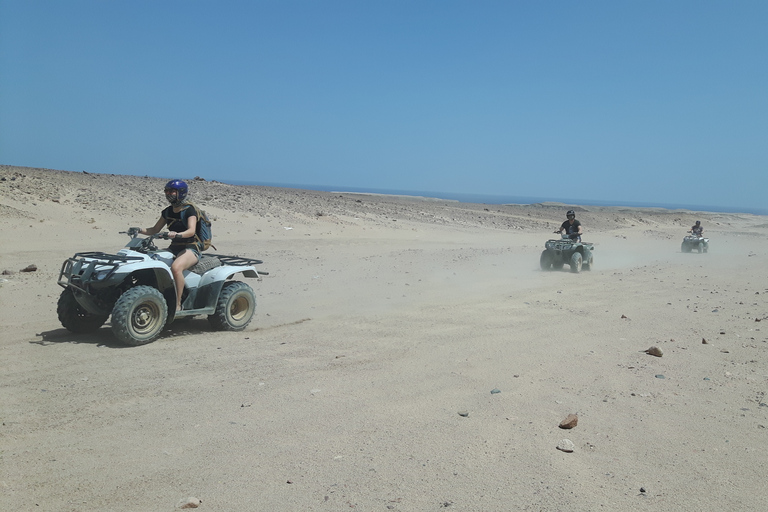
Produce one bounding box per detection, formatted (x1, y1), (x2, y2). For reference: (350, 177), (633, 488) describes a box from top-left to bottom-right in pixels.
(681, 232), (709, 253)
(540, 233), (594, 273)
(57, 232), (266, 346)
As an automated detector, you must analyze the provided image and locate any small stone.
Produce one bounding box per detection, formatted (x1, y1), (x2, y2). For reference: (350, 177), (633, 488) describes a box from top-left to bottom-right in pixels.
(490, 388), (501, 394)
(179, 497), (201, 509)
(559, 414), (578, 429)
(702, 338), (708, 344)
(655, 374), (665, 379)
(20, 264), (37, 272)
(720, 349), (729, 353)
(556, 439), (575, 452)
(458, 411), (469, 417)
(621, 314), (629, 319)
(645, 346), (663, 357)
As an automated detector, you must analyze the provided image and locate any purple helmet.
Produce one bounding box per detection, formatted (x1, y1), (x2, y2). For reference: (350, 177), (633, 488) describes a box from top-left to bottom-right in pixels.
(164, 179), (188, 205)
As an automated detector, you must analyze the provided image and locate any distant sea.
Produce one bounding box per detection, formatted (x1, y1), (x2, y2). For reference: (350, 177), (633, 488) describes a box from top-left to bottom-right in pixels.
(223, 180), (767, 216)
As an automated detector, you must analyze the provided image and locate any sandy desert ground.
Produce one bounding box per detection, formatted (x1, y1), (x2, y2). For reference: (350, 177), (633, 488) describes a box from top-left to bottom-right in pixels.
(1, 165), (768, 511)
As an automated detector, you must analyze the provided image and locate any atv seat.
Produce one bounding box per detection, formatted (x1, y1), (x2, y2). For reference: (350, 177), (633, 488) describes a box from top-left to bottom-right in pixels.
(189, 256), (221, 275)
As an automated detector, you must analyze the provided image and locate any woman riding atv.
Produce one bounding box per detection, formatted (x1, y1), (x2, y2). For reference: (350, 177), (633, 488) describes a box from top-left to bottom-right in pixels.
(131, 180), (202, 312)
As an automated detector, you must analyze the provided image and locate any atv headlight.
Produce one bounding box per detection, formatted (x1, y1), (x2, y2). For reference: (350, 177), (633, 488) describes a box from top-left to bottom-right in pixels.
(93, 269), (112, 281)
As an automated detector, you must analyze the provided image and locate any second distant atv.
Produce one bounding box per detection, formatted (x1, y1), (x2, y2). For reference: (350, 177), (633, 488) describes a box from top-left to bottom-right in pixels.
(540, 234), (594, 273)
(681, 233), (709, 253)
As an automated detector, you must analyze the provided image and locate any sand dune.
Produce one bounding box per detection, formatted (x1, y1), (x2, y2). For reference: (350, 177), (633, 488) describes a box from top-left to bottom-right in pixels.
(2, 166), (767, 511)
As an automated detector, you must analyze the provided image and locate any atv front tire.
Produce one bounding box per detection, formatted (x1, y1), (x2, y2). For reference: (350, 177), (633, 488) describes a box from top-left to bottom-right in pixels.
(583, 254), (594, 271)
(209, 281), (256, 331)
(540, 250), (553, 271)
(57, 288), (109, 333)
(111, 286), (168, 346)
(570, 252), (583, 273)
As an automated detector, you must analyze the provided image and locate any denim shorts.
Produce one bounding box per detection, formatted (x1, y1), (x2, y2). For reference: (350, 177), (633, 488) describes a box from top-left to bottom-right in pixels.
(170, 243), (201, 260)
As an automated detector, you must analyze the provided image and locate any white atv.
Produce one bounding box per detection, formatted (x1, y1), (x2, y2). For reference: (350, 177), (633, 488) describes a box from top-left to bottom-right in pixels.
(57, 232), (266, 346)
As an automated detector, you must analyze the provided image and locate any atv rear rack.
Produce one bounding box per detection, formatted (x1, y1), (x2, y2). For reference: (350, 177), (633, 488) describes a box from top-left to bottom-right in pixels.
(214, 255), (264, 267)
(212, 255), (268, 276)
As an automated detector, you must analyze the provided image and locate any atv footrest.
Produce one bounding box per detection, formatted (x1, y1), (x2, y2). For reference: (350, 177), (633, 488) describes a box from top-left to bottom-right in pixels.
(173, 307), (215, 318)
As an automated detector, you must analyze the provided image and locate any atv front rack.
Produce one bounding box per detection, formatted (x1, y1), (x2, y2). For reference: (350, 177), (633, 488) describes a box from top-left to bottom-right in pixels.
(58, 252), (144, 289)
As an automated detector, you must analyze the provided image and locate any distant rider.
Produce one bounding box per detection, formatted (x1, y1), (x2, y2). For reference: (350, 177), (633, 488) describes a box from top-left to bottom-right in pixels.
(690, 220), (703, 236)
(557, 210), (583, 241)
(129, 180), (202, 312)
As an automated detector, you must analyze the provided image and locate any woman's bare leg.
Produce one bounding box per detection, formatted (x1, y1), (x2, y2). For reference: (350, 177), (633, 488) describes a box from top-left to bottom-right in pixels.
(171, 250), (199, 311)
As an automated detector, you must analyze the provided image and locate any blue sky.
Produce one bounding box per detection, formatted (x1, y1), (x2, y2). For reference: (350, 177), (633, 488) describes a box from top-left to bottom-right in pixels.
(1, 1), (766, 210)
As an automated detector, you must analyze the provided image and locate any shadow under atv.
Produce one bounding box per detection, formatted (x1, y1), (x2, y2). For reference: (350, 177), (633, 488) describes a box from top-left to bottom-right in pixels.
(33, 317), (231, 348)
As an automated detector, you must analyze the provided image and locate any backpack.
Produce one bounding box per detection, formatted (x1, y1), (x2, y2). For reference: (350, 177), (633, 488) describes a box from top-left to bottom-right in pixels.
(181, 202), (214, 251)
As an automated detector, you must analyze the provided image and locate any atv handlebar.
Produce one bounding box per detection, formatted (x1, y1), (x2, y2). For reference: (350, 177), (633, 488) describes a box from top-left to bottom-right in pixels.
(118, 231), (173, 253)
(120, 230), (172, 240)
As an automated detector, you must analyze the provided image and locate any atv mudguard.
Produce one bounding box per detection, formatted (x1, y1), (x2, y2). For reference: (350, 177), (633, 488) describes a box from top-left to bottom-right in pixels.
(180, 265), (259, 313)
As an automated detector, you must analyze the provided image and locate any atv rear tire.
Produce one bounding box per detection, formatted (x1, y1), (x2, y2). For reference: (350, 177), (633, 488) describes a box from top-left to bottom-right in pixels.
(540, 250), (553, 271)
(111, 286), (168, 346)
(570, 252), (583, 273)
(208, 281), (256, 331)
(57, 288), (109, 333)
